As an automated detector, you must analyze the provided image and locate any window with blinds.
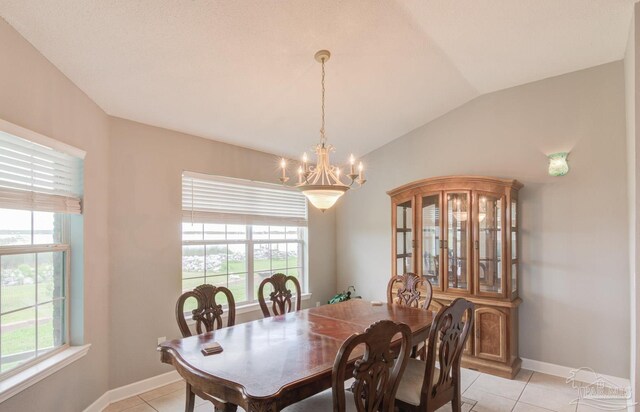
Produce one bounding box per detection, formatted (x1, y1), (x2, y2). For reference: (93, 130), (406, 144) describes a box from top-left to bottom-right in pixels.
(0, 130), (83, 214)
(181, 172), (308, 306)
(182, 171), (307, 226)
(0, 123), (83, 378)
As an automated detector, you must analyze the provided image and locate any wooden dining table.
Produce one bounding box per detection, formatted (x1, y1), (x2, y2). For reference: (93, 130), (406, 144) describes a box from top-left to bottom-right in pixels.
(158, 299), (435, 412)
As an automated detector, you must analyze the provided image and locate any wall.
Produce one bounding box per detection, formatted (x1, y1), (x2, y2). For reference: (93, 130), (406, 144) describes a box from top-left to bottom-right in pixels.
(108, 118), (336, 388)
(625, 1), (640, 401)
(0, 17), (110, 412)
(336, 62), (629, 378)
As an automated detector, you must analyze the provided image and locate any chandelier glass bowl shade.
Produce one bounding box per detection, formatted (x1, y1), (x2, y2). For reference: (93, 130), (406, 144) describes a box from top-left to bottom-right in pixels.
(277, 50), (366, 211)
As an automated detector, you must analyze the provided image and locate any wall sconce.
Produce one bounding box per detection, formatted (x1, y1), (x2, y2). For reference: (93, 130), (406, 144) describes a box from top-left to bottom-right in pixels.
(548, 152), (569, 176)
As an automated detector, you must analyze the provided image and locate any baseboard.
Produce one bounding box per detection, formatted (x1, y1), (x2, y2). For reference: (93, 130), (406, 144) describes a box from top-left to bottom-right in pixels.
(521, 358), (631, 389)
(83, 359), (631, 412)
(83, 371), (181, 412)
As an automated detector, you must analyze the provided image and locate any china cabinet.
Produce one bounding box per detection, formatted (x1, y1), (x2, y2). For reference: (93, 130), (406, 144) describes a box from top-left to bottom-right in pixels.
(388, 176), (523, 378)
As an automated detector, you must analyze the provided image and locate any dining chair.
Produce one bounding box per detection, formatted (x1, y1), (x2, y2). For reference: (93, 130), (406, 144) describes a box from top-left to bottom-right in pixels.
(387, 273), (433, 359)
(387, 273), (433, 310)
(258, 272), (301, 318)
(394, 298), (475, 412)
(175, 284), (238, 412)
(284, 319), (413, 412)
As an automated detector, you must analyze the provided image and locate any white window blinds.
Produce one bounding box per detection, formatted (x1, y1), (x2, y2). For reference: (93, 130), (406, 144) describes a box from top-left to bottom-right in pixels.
(0, 130), (83, 214)
(182, 171), (307, 226)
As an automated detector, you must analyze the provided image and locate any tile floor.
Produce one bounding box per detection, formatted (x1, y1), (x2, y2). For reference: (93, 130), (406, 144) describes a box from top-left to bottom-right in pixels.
(103, 369), (619, 412)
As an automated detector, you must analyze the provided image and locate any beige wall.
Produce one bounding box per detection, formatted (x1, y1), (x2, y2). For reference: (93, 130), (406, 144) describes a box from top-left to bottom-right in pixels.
(336, 62), (630, 378)
(0, 18), (110, 412)
(625, 1), (640, 400)
(108, 118), (336, 388)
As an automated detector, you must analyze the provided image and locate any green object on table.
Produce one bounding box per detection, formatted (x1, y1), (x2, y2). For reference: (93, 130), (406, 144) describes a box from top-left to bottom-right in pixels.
(328, 286), (360, 304)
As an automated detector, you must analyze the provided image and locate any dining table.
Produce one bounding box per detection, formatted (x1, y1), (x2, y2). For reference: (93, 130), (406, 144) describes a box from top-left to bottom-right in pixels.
(158, 298), (435, 412)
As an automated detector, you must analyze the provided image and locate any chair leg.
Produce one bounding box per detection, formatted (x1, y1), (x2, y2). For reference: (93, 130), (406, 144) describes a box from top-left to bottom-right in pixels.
(185, 383), (196, 412)
(451, 383), (462, 412)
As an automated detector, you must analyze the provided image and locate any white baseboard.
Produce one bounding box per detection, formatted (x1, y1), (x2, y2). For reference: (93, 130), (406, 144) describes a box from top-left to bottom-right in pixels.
(83, 371), (181, 412)
(522, 358), (631, 388)
(83, 358), (632, 412)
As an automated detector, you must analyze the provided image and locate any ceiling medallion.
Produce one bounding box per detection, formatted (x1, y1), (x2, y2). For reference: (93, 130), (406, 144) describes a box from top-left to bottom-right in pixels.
(278, 50), (366, 211)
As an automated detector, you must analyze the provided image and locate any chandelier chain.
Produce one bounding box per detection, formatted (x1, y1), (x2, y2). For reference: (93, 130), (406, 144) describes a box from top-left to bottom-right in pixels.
(320, 57), (326, 145)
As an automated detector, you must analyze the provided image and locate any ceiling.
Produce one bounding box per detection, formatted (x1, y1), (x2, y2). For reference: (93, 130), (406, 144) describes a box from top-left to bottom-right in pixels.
(0, 1), (635, 159)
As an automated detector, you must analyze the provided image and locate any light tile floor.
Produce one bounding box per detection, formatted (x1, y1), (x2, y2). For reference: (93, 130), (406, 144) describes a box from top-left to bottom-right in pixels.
(103, 369), (620, 412)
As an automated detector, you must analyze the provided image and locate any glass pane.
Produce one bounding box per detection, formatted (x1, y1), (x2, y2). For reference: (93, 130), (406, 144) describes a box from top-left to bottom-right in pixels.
(227, 244), (247, 274)
(422, 195), (440, 288)
(1, 308), (36, 372)
(254, 244), (271, 272)
(395, 200), (413, 273)
(206, 245), (227, 276)
(0, 209), (31, 246)
(271, 243), (287, 270)
(253, 226), (269, 240)
(226, 225), (247, 240)
(287, 243), (299, 268)
(512, 231), (517, 260)
(478, 195), (503, 294)
(287, 268), (300, 279)
(37, 301), (65, 355)
(33, 212), (56, 244)
(182, 223), (203, 241)
(511, 201), (517, 228)
(447, 193), (469, 290)
(285, 227), (299, 240)
(270, 226), (286, 240)
(37, 252), (65, 303)
(182, 245), (205, 279)
(182, 277), (205, 293)
(512, 263), (518, 293)
(1, 254), (36, 313)
(228, 273), (247, 303)
(203, 224), (225, 240)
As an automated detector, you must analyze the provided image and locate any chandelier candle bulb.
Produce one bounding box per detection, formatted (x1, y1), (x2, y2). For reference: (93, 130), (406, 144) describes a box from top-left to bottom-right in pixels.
(350, 154), (356, 175)
(358, 162), (364, 180)
(298, 166), (303, 184)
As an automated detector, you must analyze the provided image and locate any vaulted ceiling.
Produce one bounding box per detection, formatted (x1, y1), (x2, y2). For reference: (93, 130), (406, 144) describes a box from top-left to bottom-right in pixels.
(0, 1), (635, 159)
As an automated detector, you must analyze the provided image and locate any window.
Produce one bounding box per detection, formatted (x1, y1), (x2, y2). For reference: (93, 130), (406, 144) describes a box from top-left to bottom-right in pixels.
(0, 127), (82, 377)
(181, 172), (307, 307)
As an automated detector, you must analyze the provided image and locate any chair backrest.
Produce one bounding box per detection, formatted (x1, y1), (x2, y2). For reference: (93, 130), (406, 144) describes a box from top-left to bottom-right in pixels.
(420, 298), (474, 408)
(257, 273), (301, 318)
(175, 284), (236, 337)
(332, 320), (412, 412)
(387, 273), (433, 310)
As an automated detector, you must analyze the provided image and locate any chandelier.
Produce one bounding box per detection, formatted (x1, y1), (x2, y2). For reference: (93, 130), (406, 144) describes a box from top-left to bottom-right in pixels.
(278, 50), (366, 211)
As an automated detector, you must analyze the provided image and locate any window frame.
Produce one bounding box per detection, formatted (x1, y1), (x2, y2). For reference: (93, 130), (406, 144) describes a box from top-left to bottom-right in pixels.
(0, 212), (71, 381)
(182, 224), (307, 306)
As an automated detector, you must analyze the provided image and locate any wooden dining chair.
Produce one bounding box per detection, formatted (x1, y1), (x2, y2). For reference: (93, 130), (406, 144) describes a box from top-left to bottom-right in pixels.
(387, 273), (433, 310)
(394, 298), (475, 412)
(284, 319), (413, 412)
(175, 284), (238, 412)
(258, 273), (301, 318)
(387, 273), (433, 359)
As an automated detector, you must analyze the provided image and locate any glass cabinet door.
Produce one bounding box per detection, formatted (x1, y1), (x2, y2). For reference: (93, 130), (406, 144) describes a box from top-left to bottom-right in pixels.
(445, 192), (470, 291)
(421, 194), (441, 289)
(476, 193), (505, 295)
(395, 200), (413, 275)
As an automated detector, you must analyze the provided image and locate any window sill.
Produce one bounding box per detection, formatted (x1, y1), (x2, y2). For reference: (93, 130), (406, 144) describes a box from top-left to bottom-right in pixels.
(0, 344), (91, 403)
